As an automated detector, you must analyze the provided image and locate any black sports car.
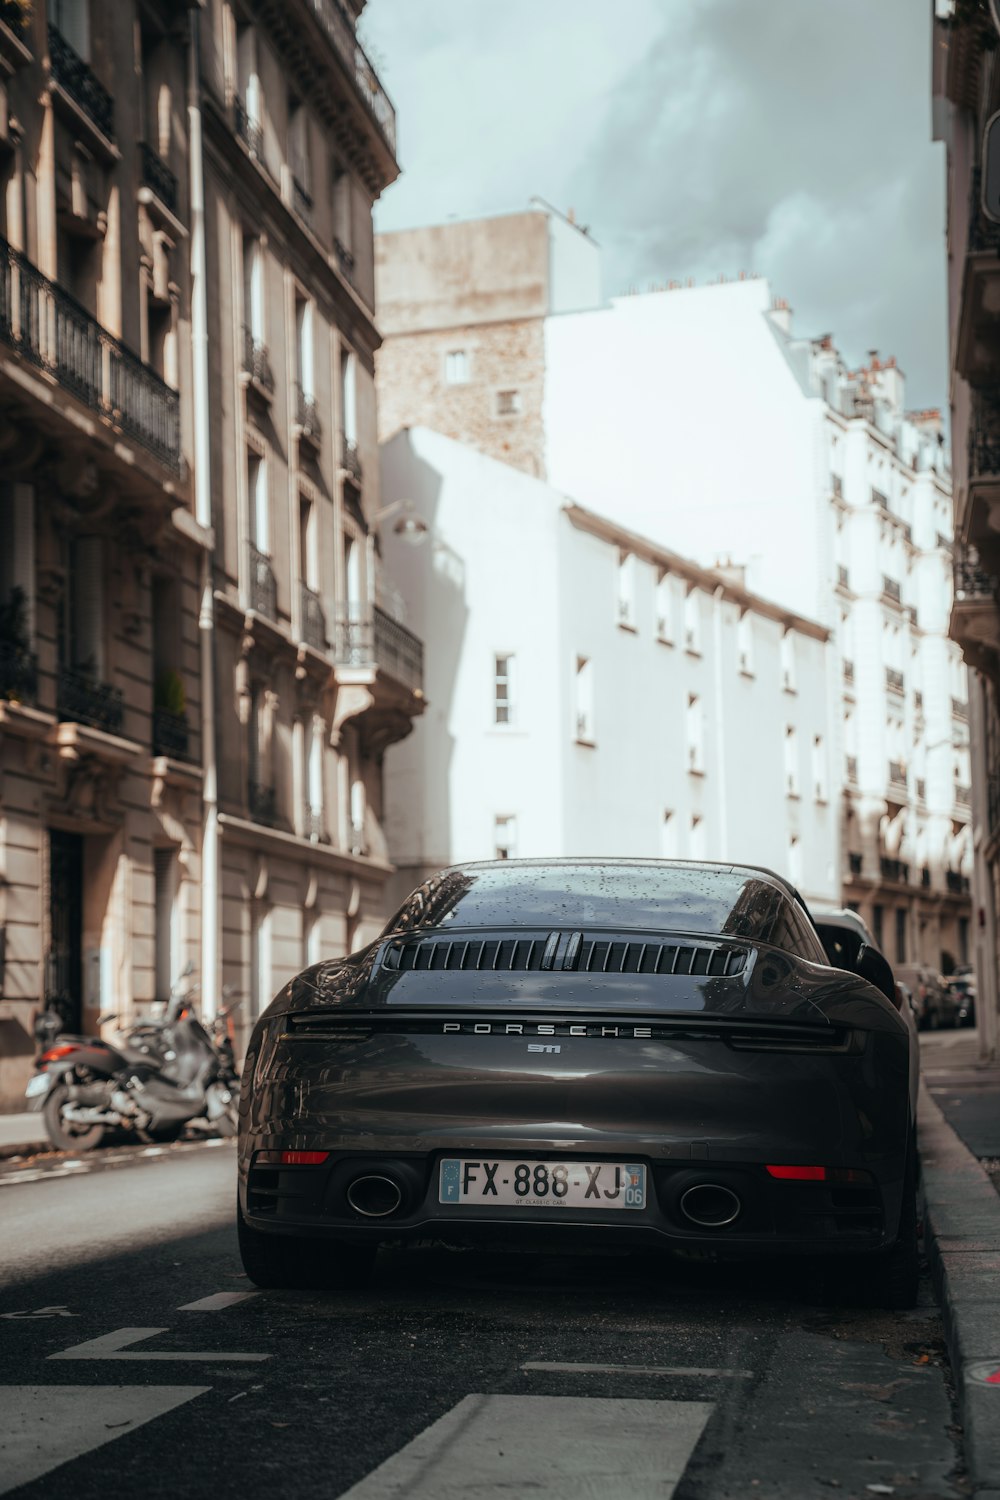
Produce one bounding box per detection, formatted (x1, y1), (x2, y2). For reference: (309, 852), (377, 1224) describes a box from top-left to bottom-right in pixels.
(237, 859), (919, 1306)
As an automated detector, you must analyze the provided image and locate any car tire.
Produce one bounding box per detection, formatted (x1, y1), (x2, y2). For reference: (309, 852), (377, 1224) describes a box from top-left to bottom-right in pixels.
(43, 1083), (106, 1153)
(870, 1148), (919, 1311)
(237, 1201), (376, 1291)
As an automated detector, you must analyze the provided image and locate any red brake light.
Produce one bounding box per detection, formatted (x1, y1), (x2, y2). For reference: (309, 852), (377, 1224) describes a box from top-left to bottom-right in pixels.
(767, 1165), (827, 1181)
(41, 1044), (80, 1062)
(280, 1150), (329, 1166)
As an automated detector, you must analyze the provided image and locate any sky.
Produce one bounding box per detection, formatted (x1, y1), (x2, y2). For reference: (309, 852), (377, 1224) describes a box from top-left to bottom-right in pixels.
(362, 0), (949, 411)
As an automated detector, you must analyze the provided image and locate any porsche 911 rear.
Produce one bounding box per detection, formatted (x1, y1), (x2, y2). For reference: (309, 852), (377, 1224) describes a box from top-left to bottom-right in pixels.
(237, 861), (917, 1304)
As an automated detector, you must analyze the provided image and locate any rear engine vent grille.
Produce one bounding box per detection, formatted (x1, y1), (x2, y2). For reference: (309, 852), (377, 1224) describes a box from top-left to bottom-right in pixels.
(381, 934), (747, 978)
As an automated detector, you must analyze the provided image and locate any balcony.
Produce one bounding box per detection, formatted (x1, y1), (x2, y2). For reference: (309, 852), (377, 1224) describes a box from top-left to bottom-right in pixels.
(48, 25), (114, 143)
(968, 387), (1000, 518)
(234, 96), (264, 159)
(957, 170), (1000, 384)
(951, 545), (1000, 669)
(302, 0), (396, 152)
(295, 383), (322, 448)
(885, 667), (904, 695)
(248, 780), (277, 826)
(846, 755), (858, 784)
(872, 487), (889, 510)
(0, 238), (181, 473)
(831, 474), (843, 500)
(248, 542), (277, 620)
(330, 602), (423, 695)
(955, 783), (972, 808)
(292, 175), (314, 226)
(0, 640), (37, 703)
(303, 803), (324, 842)
(57, 665), (124, 736)
(299, 581), (326, 652)
(340, 435), (363, 485)
(843, 658), (855, 688)
(888, 760), (908, 792)
(848, 851), (863, 877)
(152, 707), (189, 760)
(241, 325), (274, 397)
(836, 564), (850, 590)
(946, 870), (971, 896)
(905, 605), (919, 628)
(334, 237), (355, 282)
(139, 142), (178, 217)
(915, 690), (924, 712)
(882, 575), (902, 604)
(880, 856), (909, 884)
(952, 696), (969, 722)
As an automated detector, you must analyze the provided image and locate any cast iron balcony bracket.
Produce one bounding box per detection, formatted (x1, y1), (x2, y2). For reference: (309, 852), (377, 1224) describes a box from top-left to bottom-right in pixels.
(241, 324), (274, 396)
(57, 664), (124, 736)
(48, 24), (114, 142)
(299, 580), (327, 652)
(0, 236), (181, 472)
(139, 142), (178, 217)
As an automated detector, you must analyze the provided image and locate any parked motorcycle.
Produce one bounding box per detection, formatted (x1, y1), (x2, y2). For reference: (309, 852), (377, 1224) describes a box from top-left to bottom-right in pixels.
(27, 970), (241, 1152)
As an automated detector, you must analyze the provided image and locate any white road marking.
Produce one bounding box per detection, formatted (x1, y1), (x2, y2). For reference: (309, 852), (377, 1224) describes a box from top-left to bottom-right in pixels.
(177, 1291), (259, 1311)
(0, 1385), (209, 1496)
(1, 1306), (77, 1320)
(336, 1394), (713, 1499)
(522, 1361), (752, 1378)
(49, 1327), (269, 1362)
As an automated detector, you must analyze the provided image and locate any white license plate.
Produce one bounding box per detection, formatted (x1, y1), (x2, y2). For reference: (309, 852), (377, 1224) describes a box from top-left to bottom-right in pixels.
(439, 1159), (646, 1210)
(25, 1072), (51, 1099)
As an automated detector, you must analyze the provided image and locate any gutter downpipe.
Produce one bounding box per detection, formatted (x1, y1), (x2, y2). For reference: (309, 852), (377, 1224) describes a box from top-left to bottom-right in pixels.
(188, 7), (219, 1020)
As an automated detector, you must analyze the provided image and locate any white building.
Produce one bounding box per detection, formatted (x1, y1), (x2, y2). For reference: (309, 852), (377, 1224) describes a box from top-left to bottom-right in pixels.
(380, 427), (838, 908)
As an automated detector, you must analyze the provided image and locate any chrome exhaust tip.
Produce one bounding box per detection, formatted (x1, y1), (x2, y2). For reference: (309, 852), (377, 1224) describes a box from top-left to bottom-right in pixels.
(346, 1174), (404, 1219)
(679, 1183), (742, 1228)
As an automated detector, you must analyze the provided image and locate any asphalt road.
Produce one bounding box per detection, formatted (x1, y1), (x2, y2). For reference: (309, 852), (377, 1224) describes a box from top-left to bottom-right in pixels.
(0, 1145), (967, 1500)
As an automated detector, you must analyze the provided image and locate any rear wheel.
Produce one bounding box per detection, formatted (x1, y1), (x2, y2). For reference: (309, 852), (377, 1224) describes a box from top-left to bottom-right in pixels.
(804, 1146), (919, 1311)
(43, 1083), (106, 1153)
(237, 1202), (376, 1291)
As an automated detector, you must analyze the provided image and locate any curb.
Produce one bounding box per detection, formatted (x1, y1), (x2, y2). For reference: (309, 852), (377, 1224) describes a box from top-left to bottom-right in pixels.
(918, 1081), (1000, 1492)
(0, 1140), (51, 1162)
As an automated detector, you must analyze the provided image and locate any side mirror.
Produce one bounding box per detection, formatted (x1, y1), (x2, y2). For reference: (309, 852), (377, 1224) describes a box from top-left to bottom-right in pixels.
(855, 943), (898, 1007)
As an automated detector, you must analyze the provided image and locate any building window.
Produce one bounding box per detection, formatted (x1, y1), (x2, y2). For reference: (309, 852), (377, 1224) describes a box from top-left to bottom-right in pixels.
(247, 450), (268, 552)
(495, 815), (517, 861)
(684, 590), (701, 654)
(813, 734), (827, 802)
(496, 389), (522, 417)
(306, 716), (324, 840)
(332, 158), (351, 251)
(299, 494), (317, 591)
(686, 693), (704, 773)
(872, 903), (884, 951)
(617, 551), (636, 629)
(494, 653), (514, 725)
(737, 612), (754, 676)
(785, 725), (799, 797)
(236, 19), (261, 133)
(781, 632), (796, 692)
(656, 573), (673, 644)
(153, 847), (178, 1003)
(445, 350), (469, 385)
(242, 232), (264, 343)
(61, 535), (105, 677)
(340, 347), (358, 446)
(575, 656), (594, 743)
(690, 814), (706, 861)
(288, 91), (310, 194)
(295, 294), (314, 402)
(52, 0), (90, 59)
(660, 811), (679, 859)
(895, 907), (907, 965)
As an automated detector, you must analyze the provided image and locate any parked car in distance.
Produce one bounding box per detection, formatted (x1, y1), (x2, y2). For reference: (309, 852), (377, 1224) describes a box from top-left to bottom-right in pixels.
(943, 973), (976, 1029)
(895, 964), (959, 1030)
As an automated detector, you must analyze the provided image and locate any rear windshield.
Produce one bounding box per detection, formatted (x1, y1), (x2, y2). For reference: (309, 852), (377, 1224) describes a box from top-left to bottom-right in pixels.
(384, 863), (827, 962)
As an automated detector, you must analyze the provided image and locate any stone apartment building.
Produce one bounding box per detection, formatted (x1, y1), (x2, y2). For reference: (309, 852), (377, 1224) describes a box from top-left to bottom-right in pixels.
(933, 0), (1000, 1058)
(0, 0), (202, 1108)
(376, 207), (971, 970)
(0, 0), (424, 1105)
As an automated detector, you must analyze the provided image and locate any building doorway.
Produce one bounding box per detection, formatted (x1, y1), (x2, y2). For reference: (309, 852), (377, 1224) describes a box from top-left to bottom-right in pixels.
(46, 830), (84, 1033)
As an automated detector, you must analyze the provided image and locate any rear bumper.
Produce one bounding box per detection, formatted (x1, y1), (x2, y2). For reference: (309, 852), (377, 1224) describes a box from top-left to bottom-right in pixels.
(238, 1146), (905, 1259)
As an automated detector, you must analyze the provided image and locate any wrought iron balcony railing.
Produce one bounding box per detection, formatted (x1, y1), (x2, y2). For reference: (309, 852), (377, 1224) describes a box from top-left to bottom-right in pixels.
(872, 487), (889, 510)
(374, 604), (423, 694)
(886, 667), (905, 694)
(248, 780), (277, 826)
(968, 387), (1000, 481)
(888, 760), (908, 789)
(152, 707), (189, 759)
(303, 803), (324, 842)
(234, 96), (263, 158)
(334, 237), (355, 280)
(248, 541), (277, 620)
(242, 324), (274, 393)
(139, 142), (178, 216)
(340, 435), (363, 483)
(843, 658), (855, 685)
(921, 866), (931, 889)
(955, 783), (972, 807)
(946, 870), (971, 895)
(848, 851), (863, 876)
(953, 546), (999, 600)
(295, 383), (322, 444)
(832, 473), (843, 499)
(846, 755), (858, 783)
(57, 665), (124, 735)
(0, 237), (181, 471)
(304, 0), (396, 152)
(292, 175), (314, 224)
(0, 640), (37, 702)
(880, 856), (909, 884)
(331, 602), (373, 668)
(48, 25), (114, 141)
(905, 605), (918, 627)
(836, 564), (849, 589)
(299, 581), (326, 651)
(882, 575), (901, 604)
(969, 168), (1000, 254)
(916, 778), (927, 802)
(952, 697), (970, 722)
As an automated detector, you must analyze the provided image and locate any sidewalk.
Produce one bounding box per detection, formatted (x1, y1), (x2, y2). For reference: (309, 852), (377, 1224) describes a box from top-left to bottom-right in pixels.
(0, 1110), (50, 1159)
(918, 1028), (1000, 1497)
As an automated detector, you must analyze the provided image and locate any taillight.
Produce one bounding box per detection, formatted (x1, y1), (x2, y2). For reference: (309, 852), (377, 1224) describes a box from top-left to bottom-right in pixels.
(41, 1044), (80, 1062)
(255, 1150), (330, 1166)
(766, 1165), (872, 1184)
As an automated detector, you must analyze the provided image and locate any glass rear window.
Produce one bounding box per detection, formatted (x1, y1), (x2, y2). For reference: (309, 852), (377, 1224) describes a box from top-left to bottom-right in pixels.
(384, 863), (827, 961)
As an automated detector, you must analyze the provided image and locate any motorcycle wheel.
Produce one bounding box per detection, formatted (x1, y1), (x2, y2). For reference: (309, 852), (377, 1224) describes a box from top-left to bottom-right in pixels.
(43, 1083), (106, 1153)
(145, 1121), (186, 1143)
